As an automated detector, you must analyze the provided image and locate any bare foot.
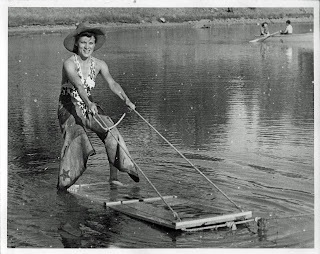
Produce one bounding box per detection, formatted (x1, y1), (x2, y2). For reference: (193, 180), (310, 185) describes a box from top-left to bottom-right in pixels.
(59, 222), (81, 237)
(110, 180), (125, 186)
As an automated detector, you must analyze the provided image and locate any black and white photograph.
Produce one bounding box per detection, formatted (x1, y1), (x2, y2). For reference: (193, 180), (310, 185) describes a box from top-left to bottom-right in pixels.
(1, 0), (319, 252)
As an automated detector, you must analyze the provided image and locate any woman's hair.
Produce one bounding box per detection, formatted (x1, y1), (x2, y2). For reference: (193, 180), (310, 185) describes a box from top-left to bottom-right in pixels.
(73, 31), (97, 53)
(286, 20), (291, 24)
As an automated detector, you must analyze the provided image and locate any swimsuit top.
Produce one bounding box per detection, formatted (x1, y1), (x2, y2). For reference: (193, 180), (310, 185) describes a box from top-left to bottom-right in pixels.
(61, 54), (96, 116)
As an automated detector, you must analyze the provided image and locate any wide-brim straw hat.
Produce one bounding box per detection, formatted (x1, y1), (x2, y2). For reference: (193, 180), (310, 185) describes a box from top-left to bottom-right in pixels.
(63, 22), (106, 52)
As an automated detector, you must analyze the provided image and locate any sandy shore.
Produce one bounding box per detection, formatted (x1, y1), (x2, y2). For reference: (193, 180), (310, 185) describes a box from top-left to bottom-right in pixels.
(8, 16), (313, 36)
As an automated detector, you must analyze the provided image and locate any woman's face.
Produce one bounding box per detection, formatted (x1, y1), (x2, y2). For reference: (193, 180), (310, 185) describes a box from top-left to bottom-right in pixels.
(76, 36), (96, 58)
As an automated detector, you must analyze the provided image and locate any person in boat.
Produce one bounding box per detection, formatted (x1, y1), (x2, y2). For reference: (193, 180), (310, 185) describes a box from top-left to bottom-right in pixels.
(57, 22), (139, 190)
(260, 22), (270, 36)
(280, 20), (293, 34)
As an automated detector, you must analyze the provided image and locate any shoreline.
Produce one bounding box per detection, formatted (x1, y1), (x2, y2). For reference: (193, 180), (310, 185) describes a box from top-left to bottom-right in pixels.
(8, 16), (313, 36)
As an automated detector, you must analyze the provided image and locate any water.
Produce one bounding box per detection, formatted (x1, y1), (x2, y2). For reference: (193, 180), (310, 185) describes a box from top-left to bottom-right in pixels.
(7, 23), (314, 248)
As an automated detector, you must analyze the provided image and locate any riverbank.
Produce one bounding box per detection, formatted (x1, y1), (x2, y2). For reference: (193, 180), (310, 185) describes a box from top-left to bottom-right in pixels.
(8, 7), (313, 36)
(8, 16), (314, 36)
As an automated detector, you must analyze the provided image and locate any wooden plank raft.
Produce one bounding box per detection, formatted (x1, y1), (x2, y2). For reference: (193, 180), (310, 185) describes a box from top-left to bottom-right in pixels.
(68, 183), (253, 232)
(105, 196), (252, 231)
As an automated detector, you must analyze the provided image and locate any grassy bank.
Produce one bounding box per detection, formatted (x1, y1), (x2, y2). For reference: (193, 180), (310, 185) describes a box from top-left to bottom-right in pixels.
(8, 7), (313, 28)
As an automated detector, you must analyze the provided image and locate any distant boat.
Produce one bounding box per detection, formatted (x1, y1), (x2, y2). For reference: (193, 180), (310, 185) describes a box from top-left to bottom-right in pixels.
(264, 33), (313, 43)
(250, 32), (313, 43)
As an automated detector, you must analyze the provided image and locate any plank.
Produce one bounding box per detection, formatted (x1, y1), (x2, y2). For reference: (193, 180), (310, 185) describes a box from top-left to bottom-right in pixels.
(183, 218), (255, 232)
(107, 201), (177, 229)
(106, 195), (177, 206)
(175, 211), (252, 229)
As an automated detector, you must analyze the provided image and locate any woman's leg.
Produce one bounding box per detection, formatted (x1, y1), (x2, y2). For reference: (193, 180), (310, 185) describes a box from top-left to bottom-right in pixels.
(86, 114), (139, 183)
(57, 105), (95, 190)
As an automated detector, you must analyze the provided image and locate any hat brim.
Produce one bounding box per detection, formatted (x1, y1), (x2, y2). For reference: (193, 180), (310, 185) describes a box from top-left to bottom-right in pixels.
(64, 24), (106, 52)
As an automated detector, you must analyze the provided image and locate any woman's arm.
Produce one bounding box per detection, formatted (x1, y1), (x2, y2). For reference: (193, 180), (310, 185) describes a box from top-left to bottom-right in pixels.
(98, 59), (136, 110)
(63, 59), (98, 114)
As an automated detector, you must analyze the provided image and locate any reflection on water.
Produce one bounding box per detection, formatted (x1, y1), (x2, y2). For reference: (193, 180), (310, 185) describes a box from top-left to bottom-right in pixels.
(285, 47), (293, 63)
(8, 23), (314, 248)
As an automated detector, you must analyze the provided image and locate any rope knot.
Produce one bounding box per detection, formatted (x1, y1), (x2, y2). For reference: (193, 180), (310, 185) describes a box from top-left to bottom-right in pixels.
(226, 221), (237, 230)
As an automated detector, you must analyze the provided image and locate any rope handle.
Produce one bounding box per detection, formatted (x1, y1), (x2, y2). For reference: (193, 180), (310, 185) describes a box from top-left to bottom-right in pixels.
(93, 113), (126, 132)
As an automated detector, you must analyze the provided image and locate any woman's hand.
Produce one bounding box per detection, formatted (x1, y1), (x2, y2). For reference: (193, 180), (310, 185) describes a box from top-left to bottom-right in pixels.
(125, 100), (136, 111)
(88, 102), (98, 115)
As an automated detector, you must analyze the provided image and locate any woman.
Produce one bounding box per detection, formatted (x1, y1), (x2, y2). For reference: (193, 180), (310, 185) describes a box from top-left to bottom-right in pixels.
(57, 22), (139, 190)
